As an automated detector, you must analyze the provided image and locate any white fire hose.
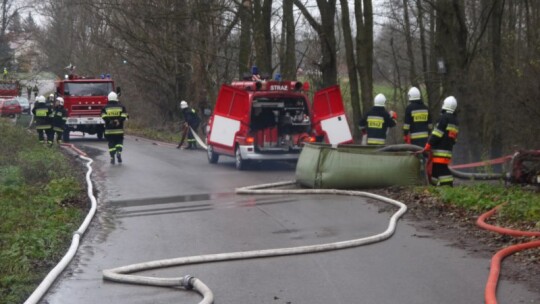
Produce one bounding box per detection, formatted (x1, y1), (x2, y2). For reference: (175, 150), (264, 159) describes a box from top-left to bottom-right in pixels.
(24, 154), (98, 304)
(102, 181), (408, 304)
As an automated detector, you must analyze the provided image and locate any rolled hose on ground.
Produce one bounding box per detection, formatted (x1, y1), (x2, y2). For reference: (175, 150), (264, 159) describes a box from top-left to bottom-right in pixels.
(24, 146), (97, 304)
(377, 144), (505, 181)
(477, 206), (540, 304)
(102, 181), (408, 304)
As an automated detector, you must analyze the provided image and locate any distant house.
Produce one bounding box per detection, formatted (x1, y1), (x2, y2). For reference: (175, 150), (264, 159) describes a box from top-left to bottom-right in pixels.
(9, 34), (40, 73)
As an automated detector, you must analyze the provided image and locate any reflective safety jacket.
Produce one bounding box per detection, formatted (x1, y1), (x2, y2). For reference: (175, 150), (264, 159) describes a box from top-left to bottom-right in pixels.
(428, 111), (459, 164)
(101, 101), (128, 135)
(359, 106), (396, 145)
(181, 107), (201, 128)
(52, 106), (68, 132)
(403, 100), (432, 146)
(32, 103), (52, 130)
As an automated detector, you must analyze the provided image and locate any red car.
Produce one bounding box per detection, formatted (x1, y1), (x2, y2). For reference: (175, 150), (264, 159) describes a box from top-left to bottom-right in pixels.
(0, 98), (22, 117)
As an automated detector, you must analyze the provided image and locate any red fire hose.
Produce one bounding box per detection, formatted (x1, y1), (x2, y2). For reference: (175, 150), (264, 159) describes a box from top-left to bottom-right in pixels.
(476, 206), (540, 304)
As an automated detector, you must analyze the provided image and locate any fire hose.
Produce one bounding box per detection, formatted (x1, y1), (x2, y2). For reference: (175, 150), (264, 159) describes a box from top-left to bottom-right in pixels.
(477, 206), (540, 304)
(102, 181), (408, 303)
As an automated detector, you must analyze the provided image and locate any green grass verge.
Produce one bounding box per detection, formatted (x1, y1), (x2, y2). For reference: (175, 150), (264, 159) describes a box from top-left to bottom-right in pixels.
(0, 119), (86, 304)
(426, 183), (540, 226)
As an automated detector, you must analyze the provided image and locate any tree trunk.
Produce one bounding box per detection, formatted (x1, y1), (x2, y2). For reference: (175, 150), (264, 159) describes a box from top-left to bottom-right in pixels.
(402, 0), (419, 87)
(355, 0), (374, 115)
(239, 0), (253, 78)
(282, 0), (296, 80)
(339, 0), (362, 140)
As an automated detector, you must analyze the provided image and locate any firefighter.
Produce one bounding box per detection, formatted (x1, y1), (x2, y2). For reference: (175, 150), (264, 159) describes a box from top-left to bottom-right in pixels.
(31, 95), (53, 144)
(359, 93), (397, 145)
(32, 85), (39, 99)
(180, 100), (201, 149)
(51, 97), (68, 144)
(46, 93), (55, 108)
(102, 92), (128, 164)
(403, 87), (432, 147)
(419, 96), (459, 186)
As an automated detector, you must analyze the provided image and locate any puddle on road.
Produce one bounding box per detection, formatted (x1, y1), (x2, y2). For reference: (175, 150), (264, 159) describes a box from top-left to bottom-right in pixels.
(109, 193), (299, 218)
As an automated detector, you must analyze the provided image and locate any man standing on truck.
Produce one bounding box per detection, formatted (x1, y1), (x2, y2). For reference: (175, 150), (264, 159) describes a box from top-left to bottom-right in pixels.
(32, 95), (53, 145)
(179, 100), (201, 150)
(32, 84), (39, 100)
(102, 92), (128, 164)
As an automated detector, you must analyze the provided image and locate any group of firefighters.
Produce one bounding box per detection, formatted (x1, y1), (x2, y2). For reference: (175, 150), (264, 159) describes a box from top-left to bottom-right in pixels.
(32, 94), (68, 146)
(30, 82), (454, 185)
(359, 87), (458, 186)
(31, 91), (128, 166)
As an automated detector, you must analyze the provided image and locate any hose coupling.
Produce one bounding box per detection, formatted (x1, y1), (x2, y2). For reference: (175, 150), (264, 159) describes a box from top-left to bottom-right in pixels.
(181, 275), (195, 290)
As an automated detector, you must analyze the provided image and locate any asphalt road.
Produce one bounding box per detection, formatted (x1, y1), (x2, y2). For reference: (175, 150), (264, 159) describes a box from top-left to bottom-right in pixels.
(41, 135), (539, 304)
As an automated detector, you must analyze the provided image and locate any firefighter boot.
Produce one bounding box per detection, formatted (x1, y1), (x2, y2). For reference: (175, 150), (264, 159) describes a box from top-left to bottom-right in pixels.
(117, 153), (122, 163)
(110, 153), (116, 165)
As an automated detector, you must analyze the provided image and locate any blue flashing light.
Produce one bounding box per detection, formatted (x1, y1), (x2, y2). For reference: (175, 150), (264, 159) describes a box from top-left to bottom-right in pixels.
(106, 74), (111, 79)
(274, 73), (282, 81)
(100, 74), (105, 79)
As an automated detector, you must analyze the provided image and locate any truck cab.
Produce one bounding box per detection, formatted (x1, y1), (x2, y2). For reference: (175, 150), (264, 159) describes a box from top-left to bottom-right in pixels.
(55, 75), (115, 141)
(206, 80), (353, 170)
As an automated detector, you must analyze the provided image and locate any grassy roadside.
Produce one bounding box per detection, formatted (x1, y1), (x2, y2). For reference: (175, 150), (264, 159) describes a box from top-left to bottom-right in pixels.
(0, 119), (87, 304)
(427, 183), (540, 228)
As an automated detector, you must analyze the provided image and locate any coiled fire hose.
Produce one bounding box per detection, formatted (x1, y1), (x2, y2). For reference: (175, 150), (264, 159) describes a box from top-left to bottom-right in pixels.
(102, 181), (408, 304)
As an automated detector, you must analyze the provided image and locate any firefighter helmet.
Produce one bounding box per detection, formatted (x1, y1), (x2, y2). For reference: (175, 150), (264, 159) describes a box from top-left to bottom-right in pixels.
(408, 87), (421, 101)
(108, 91), (118, 102)
(37, 95), (46, 103)
(374, 93), (386, 107)
(442, 96), (457, 113)
(56, 97), (64, 106)
(180, 100), (188, 109)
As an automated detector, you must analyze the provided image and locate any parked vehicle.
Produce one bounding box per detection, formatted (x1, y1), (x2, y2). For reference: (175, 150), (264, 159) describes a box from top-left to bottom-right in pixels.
(55, 73), (119, 141)
(0, 98), (22, 117)
(16, 96), (30, 114)
(205, 79), (353, 170)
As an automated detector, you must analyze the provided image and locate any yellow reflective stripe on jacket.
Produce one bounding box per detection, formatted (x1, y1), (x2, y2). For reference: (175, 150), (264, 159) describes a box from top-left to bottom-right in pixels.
(35, 109), (49, 117)
(102, 106), (123, 118)
(432, 128), (444, 137)
(367, 116), (384, 128)
(446, 124), (459, 132)
(105, 129), (124, 135)
(432, 149), (452, 158)
(411, 110), (428, 122)
(411, 131), (429, 139)
(403, 123), (410, 131)
(367, 138), (385, 145)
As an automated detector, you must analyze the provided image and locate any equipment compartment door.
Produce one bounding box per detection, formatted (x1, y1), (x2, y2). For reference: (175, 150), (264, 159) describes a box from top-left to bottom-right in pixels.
(209, 85), (250, 148)
(312, 85), (353, 145)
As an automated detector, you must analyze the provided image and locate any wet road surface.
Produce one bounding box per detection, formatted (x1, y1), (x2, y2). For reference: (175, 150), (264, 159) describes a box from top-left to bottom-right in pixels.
(42, 135), (540, 304)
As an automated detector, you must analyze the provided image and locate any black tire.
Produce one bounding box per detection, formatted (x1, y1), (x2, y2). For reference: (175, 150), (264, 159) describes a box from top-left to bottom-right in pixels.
(207, 144), (219, 164)
(235, 146), (249, 170)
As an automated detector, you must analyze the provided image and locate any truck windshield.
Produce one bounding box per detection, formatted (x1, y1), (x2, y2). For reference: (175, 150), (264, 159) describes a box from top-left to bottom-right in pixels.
(64, 82), (113, 96)
(0, 83), (18, 90)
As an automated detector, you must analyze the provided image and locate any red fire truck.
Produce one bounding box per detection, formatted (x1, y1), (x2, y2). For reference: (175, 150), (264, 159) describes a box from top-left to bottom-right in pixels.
(205, 80), (353, 170)
(55, 74), (118, 142)
(0, 80), (20, 99)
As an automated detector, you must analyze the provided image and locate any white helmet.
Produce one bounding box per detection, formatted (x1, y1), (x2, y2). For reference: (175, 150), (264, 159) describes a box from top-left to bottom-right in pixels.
(374, 93), (386, 107)
(442, 96), (457, 113)
(408, 87), (421, 101)
(56, 97), (64, 106)
(49, 93), (54, 98)
(108, 91), (118, 102)
(37, 95), (46, 103)
(180, 100), (188, 109)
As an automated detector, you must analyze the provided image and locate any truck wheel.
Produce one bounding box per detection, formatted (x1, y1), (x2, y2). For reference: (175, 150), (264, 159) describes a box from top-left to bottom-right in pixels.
(63, 130), (70, 142)
(235, 146), (249, 170)
(207, 145), (219, 164)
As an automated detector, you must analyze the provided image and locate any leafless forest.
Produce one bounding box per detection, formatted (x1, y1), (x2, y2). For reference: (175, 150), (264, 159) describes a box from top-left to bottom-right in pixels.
(3, 0), (540, 163)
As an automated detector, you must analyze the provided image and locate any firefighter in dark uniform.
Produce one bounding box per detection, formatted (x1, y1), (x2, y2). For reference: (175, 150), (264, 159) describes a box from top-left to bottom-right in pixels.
(420, 96), (459, 186)
(51, 97), (68, 144)
(31, 95), (53, 144)
(403, 87), (432, 147)
(359, 93), (397, 145)
(180, 100), (201, 149)
(102, 92), (128, 164)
